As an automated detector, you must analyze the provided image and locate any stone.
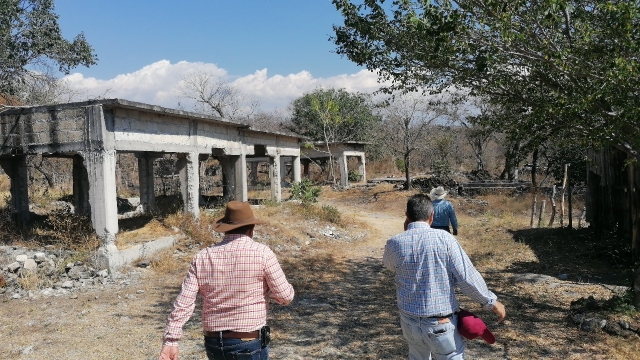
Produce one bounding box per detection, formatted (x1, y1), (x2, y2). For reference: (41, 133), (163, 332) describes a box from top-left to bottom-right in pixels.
(78, 271), (93, 279)
(34, 252), (47, 263)
(61, 281), (74, 289)
(15, 254), (28, 263)
(7, 262), (20, 272)
(11, 293), (21, 299)
(97, 269), (109, 278)
(580, 318), (602, 332)
(70, 294), (78, 299)
(23, 259), (37, 270)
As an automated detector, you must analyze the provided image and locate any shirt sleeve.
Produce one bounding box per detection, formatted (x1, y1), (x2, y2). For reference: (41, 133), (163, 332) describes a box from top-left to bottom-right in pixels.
(382, 240), (396, 272)
(264, 249), (295, 305)
(162, 257), (200, 346)
(448, 240), (496, 309)
(448, 202), (459, 231)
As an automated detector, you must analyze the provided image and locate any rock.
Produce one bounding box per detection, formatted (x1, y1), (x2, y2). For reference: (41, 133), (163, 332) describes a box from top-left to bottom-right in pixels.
(78, 271), (93, 279)
(34, 252), (47, 263)
(70, 294), (78, 299)
(135, 260), (150, 268)
(61, 281), (74, 289)
(11, 293), (21, 299)
(15, 254), (28, 263)
(21, 345), (33, 355)
(23, 259), (37, 270)
(97, 269), (109, 278)
(7, 262), (21, 272)
(619, 320), (630, 330)
(580, 318), (602, 332)
(571, 313), (586, 324)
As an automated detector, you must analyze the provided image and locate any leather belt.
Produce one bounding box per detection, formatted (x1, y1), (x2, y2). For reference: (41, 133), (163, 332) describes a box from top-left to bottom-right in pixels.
(427, 313), (454, 319)
(204, 330), (260, 339)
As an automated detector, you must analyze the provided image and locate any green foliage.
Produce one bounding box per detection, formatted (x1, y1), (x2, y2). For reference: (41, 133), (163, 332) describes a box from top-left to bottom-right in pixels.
(332, 0), (640, 160)
(318, 205), (341, 225)
(0, 0), (98, 95)
(290, 179), (321, 204)
(431, 159), (452, 179)
(394, 158), (406, 172)
(288, 88), (380, 142)
(348, 170), (362, 182)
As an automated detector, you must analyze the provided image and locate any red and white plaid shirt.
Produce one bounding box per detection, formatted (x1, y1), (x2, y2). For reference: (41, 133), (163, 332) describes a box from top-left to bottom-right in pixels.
(162, 234), (294, 346)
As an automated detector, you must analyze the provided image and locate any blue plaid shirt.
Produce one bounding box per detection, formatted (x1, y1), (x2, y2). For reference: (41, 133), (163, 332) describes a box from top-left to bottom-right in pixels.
(383, 222), (496, 317)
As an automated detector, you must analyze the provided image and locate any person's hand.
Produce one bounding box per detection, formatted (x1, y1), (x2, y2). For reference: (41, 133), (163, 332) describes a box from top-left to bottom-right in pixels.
(159, 345), (179, 360)
(492, 301), (506, 322)
(452, 229), (458, 236)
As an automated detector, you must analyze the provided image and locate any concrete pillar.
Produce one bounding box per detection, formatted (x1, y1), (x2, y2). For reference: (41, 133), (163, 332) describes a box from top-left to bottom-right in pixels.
(176, 152), (200, 218)
(72, 155), (90, 215)
(293, 156), (301, 183)
(358, 154), (367, 183)
(137, 154), (158, 213)
(302, 159), (311, 178)
(234, 154), (248, 202)
(270, 154), (282, 202)
(0, 156), (30, 225)
(338, 153), (349, 188)
(82, 150), (119, 243)
(220, 157), (235, 202)
(250, 162), (259, 186)
(280, 156), (288, 187)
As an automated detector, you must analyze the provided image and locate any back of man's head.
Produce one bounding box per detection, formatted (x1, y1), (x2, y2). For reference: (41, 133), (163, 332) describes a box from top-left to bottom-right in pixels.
(407, 194), (434, 222)
(225, 224), (255, 236)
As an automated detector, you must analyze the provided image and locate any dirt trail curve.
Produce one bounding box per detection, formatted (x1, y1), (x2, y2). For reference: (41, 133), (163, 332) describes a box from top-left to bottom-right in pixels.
(2, 201), (504, 360)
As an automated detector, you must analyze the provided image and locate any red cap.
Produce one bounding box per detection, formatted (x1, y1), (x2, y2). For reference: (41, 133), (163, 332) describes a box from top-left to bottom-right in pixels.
(457, 309), (496, 344)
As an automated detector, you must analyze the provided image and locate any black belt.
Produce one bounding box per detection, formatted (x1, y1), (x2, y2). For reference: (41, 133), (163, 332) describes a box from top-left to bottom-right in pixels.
(427, 313), (454, 319)
(203, 330), (260, 339)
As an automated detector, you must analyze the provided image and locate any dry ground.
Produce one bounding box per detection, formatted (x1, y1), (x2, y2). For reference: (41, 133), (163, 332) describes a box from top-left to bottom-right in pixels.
(1, 184), (639, 359)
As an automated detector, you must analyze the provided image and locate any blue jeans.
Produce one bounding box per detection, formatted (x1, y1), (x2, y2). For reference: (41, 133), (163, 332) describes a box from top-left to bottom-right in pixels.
(204, 335), (269, 360)
(399, 312), (465, 360)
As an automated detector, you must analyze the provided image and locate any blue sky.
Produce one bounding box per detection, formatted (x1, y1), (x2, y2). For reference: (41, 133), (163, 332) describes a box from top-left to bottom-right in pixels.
(53, 0), (381, 111)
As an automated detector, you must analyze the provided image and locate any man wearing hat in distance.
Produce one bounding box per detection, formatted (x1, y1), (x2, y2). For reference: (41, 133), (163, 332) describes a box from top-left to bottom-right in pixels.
(383, 194), (505, 360)
(429, 186), (459, 235)
(158, 201), (295, 360)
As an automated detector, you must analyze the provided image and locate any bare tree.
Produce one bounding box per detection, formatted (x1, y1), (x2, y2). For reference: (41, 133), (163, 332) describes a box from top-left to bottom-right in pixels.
(177, 71), (259, 121)
(376, 92), (442, 190)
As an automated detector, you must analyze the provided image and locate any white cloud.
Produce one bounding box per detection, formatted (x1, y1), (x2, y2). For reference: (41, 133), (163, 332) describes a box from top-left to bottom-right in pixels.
(63, 60), (384, 112)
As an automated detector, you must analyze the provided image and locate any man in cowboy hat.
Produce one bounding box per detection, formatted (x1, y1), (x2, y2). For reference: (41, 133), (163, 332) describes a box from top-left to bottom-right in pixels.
(384, 194), (505, 359)
(429, 186), (459, 235)
(159, 201), (295, 360)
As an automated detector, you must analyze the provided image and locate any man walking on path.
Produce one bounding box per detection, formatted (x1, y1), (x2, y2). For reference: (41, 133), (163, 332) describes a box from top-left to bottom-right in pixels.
(429, 186), (459, 235)
(383, 194), (506, 360)
(159, 201), (295, 360)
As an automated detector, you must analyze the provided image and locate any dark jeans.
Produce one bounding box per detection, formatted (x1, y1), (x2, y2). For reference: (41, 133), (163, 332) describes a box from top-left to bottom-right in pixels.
(431, 225), (450, 233)
(204, 336), (269, 360)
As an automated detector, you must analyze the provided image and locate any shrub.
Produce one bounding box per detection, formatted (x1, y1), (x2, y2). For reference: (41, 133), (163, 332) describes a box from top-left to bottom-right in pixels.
(348, 170), (362, 183)
(395, 158), (406, 173)
(290, 179), (321, 204)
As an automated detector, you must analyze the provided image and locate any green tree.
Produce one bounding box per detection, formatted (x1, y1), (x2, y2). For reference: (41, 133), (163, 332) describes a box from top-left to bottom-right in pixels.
(289, 88), (380, 184)
(0, 0), (97, 96)
(332, 0), (640, 160)
(289, 88), (379, 143)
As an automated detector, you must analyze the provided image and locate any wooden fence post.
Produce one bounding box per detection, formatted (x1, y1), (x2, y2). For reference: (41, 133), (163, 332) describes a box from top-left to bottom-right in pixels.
(538, 200), (546, 228)
(560, 164), (568, 227)
(530, 193), (538, 228)
(548, 185), (557, 227)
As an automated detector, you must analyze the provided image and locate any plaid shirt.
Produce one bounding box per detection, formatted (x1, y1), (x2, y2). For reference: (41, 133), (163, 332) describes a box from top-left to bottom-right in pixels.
(162, 234), (294, 346)
(383, 222), (496, 317)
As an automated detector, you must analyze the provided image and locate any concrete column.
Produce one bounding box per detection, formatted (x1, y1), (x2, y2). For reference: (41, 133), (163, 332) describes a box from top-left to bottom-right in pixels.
(250, 162), (259, 186)
(72, 155), (90, 215)
(82, 150), (119, 243)
(177, 152), (200, 218)
(338, 153), (349, 188)
(269, 155), (282, 202)
(137, 154), (157, 213)
(234, 154), (248, 202)
(302, 159), (311, 178)
(358, 154), (367, 183)
(293, 156), (301, 183)
(0, 156), (30, 226)
(280, 156), (288, 187)
(220, 157), (235, 202)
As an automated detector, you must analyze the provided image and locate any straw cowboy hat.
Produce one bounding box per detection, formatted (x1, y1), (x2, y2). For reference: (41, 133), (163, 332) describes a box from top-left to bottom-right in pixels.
(429, 186), (448, 201)
(213, 201), (266, 232)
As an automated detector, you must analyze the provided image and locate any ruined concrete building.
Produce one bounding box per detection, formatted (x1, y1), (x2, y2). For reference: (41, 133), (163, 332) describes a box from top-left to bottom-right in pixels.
(0, 99), (367, 268)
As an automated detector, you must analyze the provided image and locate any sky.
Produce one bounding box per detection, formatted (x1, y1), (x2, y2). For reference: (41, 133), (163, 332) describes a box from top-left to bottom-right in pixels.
(53, 0), (384, 112)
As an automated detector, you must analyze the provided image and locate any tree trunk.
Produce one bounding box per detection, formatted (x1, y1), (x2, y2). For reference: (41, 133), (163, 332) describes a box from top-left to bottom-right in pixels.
(538, 200), (546, 228)
(548, 185), (557, 227)
(531, 148), (539, 188)
(404, 153), (411, 190)
(560, 164), (568, 227)
(530, 194), (537, 228)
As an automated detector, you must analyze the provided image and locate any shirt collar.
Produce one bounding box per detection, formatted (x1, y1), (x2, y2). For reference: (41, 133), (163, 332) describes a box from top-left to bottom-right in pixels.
(221, 233), (252, 243)
(407, 221), (431, 230)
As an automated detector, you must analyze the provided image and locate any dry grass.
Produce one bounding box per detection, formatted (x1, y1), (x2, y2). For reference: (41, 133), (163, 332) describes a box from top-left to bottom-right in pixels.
(115, 218), (176, 249)
(16, 270), (43, 291)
